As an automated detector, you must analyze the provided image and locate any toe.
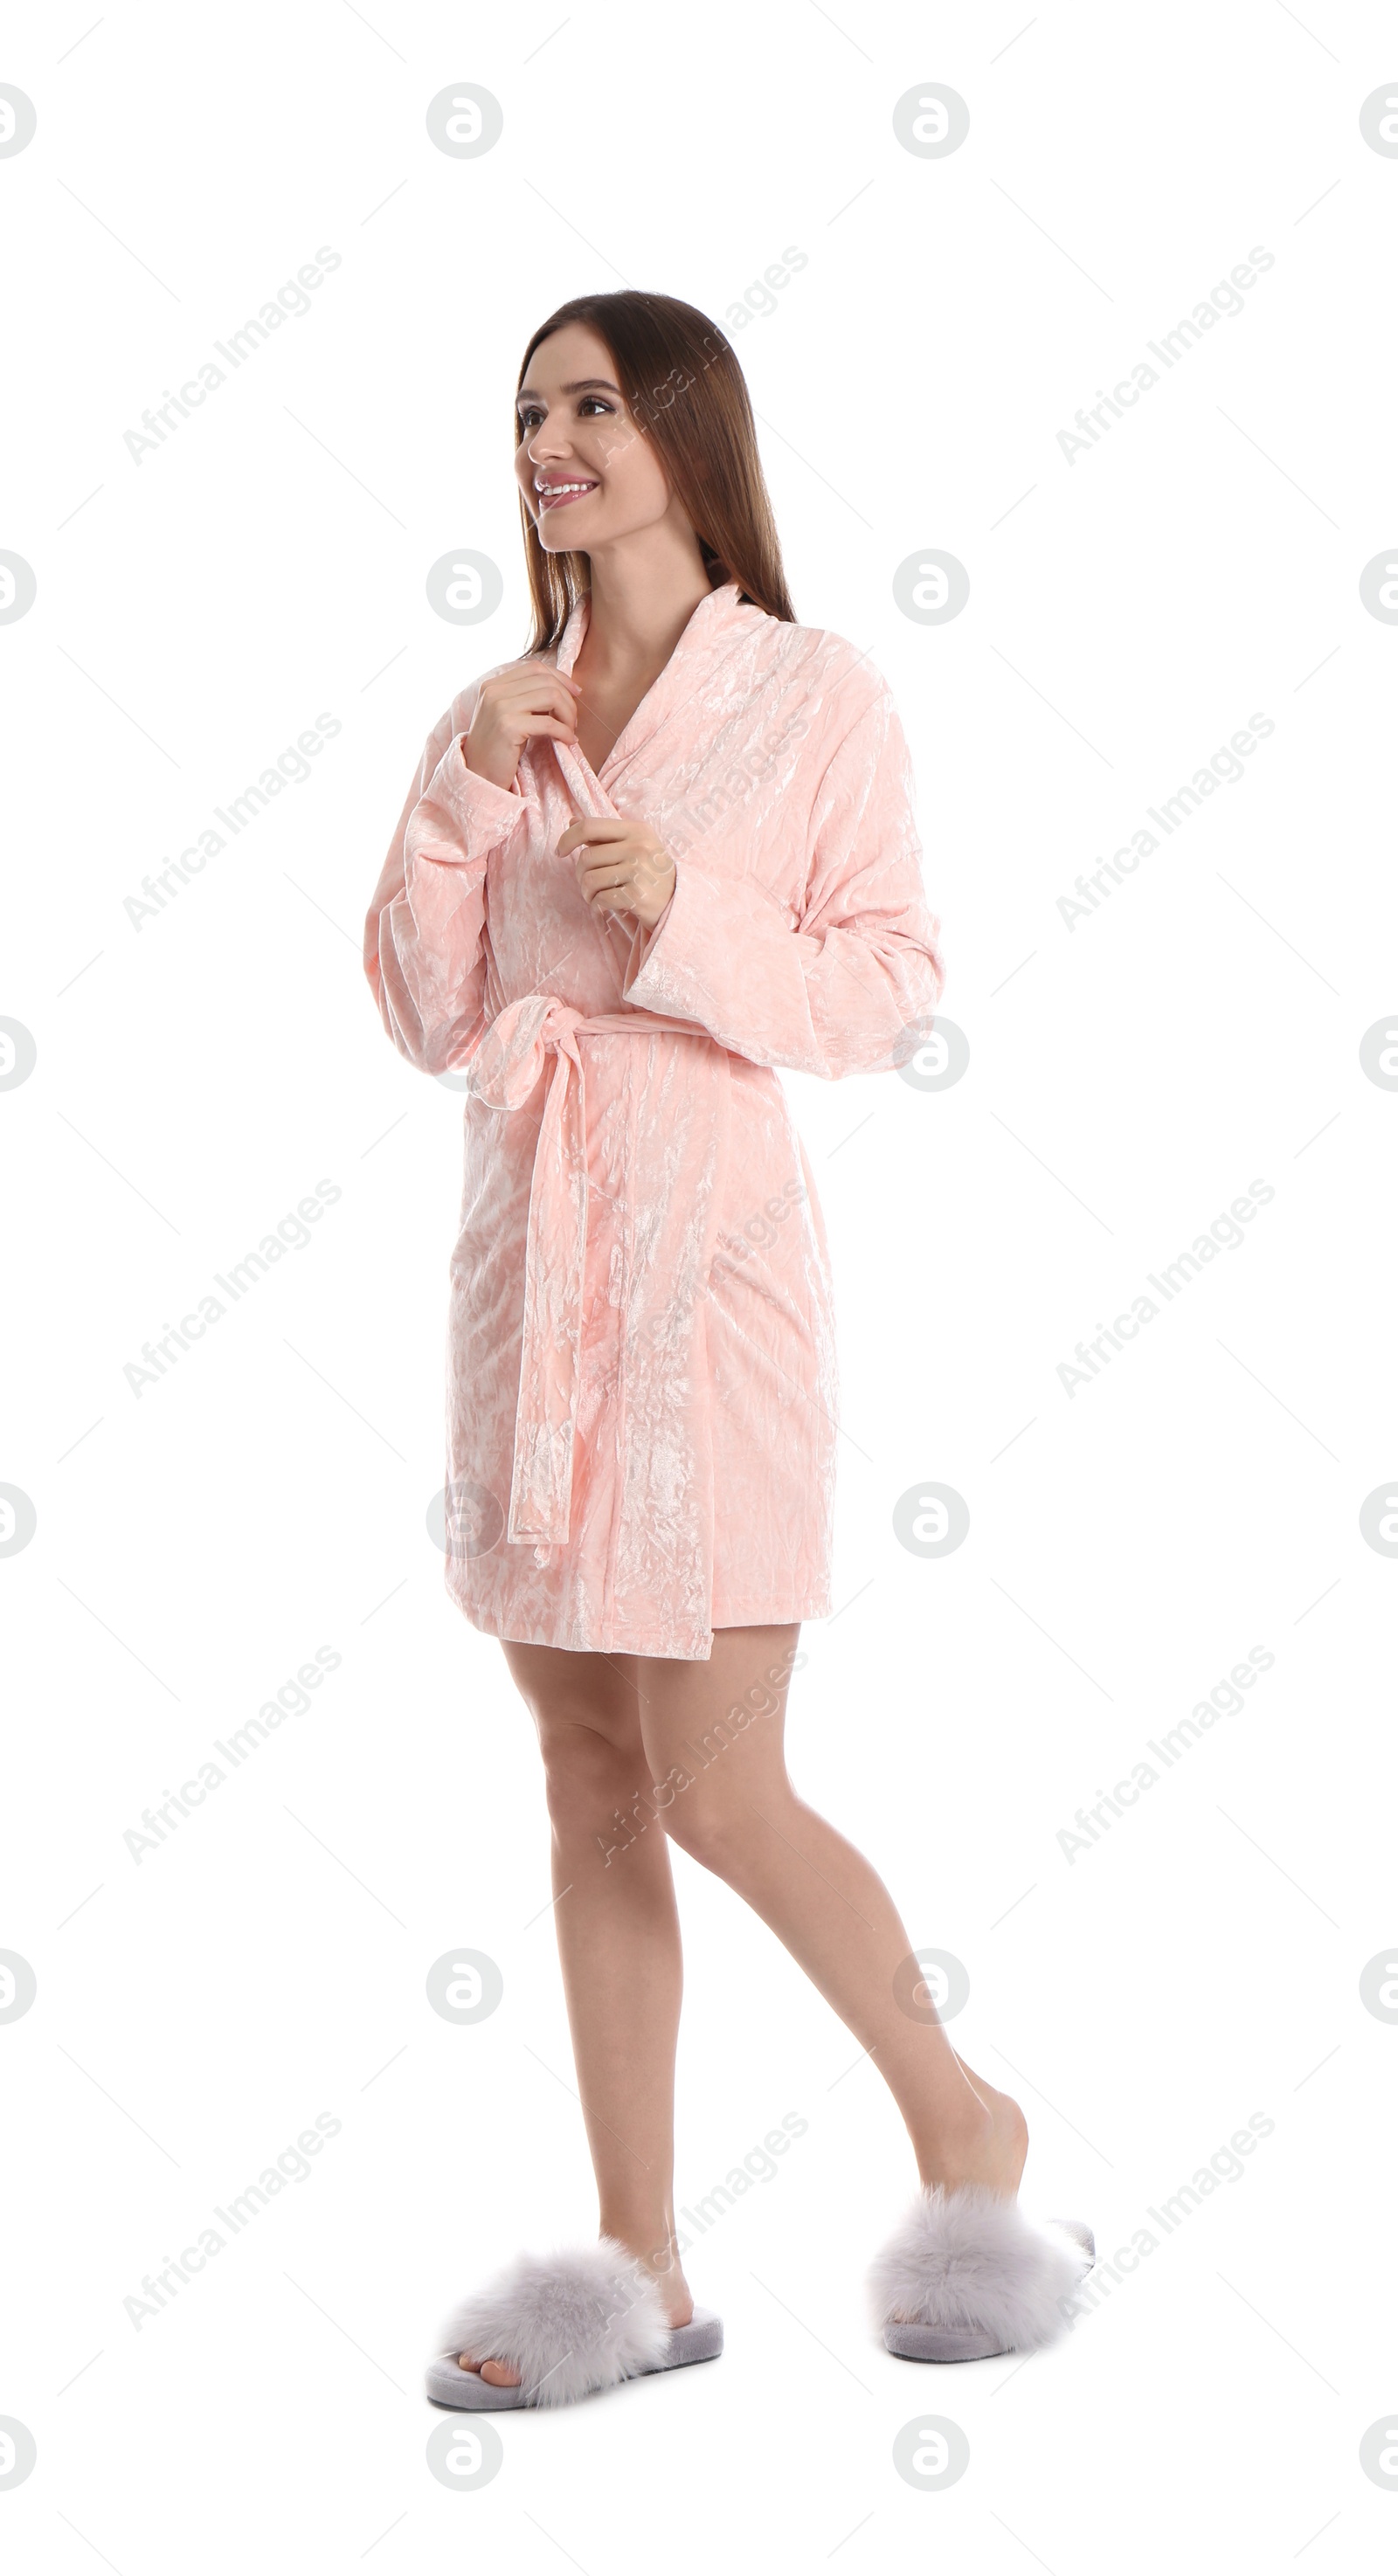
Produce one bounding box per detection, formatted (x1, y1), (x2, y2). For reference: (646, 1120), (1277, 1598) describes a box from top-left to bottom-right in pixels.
(479, 2358), (522, 2386)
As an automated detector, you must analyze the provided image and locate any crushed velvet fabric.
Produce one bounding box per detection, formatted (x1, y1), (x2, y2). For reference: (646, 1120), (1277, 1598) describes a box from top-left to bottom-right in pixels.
(363, 579), (944, 1659)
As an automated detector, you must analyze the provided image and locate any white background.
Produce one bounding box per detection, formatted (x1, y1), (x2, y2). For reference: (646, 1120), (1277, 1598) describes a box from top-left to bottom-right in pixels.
(3, 1), (1396, 2566)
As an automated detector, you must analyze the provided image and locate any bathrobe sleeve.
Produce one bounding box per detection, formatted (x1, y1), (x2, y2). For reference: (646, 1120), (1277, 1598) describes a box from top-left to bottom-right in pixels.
(622, 684), (945, 1078)
(363, 687), (529, 1075)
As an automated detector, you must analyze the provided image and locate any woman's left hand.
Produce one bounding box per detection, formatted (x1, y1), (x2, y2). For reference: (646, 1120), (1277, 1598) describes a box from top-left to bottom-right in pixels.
(558, 816), (676, 929)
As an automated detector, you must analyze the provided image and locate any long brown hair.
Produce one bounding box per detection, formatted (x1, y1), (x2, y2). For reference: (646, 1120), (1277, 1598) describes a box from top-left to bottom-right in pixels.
(513, 291), (796, 653)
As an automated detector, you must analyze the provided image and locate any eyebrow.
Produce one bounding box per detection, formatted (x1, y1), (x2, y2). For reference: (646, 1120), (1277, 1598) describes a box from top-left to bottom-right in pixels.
(515, 377), (621, 406)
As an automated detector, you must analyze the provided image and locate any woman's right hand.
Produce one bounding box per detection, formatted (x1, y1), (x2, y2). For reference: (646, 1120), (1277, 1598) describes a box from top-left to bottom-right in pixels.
(462, 661), (583, 791)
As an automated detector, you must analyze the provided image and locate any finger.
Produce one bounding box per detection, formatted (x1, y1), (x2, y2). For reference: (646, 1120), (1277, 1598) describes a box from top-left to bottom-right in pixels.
(575, 851), (633, 886)
(558, 834), (627, 865)
(517, 687), (579, 727)
(558, 819), (629, 853)
(574, 852), (637, 887)
(501, 670), (581, 718)
(517, 654), (581, 691)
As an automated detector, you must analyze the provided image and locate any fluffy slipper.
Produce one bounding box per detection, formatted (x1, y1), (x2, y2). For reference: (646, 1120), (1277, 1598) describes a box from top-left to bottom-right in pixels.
(426, 2235), (723, 2410)
(869, 2182), (1095, 2362)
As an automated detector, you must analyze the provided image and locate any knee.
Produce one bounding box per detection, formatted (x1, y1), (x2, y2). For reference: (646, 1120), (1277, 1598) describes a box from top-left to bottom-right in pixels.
(536, 1712), (641, 1836)
(661, 1788), (763, 1882)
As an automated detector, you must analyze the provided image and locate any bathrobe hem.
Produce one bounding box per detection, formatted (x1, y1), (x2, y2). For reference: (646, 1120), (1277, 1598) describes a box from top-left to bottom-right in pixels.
(450, 1588), (832, 1661)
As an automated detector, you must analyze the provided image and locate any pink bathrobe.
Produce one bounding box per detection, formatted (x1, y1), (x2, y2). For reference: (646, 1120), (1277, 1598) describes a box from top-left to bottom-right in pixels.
(363, 578), (944, 1660)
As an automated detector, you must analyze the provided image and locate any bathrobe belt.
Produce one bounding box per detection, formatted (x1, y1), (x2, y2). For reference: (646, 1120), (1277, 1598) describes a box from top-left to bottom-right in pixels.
(465, 991), (717, 1549)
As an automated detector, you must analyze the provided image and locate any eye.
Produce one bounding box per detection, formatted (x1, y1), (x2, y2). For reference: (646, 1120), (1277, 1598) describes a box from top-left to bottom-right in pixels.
(517, 405), (543, 431)
(578, 396), (615, 416)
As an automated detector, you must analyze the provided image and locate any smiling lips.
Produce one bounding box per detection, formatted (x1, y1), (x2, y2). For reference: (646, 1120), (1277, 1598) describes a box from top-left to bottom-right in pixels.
(536, 478), (599, 511)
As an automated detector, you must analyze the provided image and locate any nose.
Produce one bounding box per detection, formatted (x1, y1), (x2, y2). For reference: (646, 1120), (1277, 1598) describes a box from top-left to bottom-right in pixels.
(525, 426), (573, 473)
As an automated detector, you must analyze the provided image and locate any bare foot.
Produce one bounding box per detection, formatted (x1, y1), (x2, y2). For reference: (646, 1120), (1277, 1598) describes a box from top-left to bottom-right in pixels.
(456, 2238), (694, 2386)
(455, 2351), (523, 2387)
(917, 2070), (1029, 2200)
(455, 2359), (528, 2390)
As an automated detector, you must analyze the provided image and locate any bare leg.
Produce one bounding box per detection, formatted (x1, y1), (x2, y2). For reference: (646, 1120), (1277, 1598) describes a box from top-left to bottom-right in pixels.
(455, 1624), (1025, 2384)
(637, 1626), (1028, 2195)
(455, 1641), (695, 2385)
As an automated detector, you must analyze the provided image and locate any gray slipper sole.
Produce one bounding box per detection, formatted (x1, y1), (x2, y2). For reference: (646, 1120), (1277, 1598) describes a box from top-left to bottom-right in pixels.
(426, 2305), (723, 2409)
(885, 2320), (1014, 2362)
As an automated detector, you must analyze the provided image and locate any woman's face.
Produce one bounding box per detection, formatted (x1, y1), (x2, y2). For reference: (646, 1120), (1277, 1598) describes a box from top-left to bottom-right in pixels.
(514, 321), (682, 554)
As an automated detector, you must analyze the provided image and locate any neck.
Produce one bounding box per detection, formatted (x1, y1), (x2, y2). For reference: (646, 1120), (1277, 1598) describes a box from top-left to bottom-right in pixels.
(580, 528), (715, 670)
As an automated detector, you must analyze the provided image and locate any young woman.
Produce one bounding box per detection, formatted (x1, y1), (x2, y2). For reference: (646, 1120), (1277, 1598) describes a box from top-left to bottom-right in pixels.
(363, 291), (1092, 2409)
